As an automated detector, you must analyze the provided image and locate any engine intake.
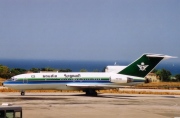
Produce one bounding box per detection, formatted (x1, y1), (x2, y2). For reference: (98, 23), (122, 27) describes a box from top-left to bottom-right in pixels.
(110, 75), (128, 83)
(127, 77), (133, 83)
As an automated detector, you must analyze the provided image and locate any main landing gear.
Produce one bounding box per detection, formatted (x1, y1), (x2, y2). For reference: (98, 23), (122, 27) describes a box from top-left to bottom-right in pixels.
(20, 91), (25, 96)
(84, 89), (98, 96)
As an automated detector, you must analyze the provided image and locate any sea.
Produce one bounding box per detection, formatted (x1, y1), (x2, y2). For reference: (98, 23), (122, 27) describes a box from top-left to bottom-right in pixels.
(0, 59), (180, 75)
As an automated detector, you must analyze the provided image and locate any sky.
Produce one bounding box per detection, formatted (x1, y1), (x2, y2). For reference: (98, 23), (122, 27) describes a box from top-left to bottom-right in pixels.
(0, 0), (179, 62)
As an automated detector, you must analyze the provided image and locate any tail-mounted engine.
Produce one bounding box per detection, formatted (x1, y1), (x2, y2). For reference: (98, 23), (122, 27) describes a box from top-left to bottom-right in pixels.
(110, 75), (133, 83)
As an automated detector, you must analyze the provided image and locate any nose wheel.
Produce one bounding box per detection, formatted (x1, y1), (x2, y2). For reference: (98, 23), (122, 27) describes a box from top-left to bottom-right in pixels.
(21, 91), (25, 96)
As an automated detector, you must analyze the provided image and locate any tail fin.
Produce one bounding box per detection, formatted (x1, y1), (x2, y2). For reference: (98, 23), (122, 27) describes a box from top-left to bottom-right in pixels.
(118, 53), (176, 78)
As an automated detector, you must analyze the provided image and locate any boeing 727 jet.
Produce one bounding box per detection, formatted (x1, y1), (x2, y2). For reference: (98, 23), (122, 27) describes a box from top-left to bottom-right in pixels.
(3, 53), (176, 96)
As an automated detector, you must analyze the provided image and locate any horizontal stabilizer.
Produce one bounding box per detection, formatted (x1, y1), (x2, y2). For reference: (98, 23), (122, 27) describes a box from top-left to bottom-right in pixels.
(146, 53), (177, 59)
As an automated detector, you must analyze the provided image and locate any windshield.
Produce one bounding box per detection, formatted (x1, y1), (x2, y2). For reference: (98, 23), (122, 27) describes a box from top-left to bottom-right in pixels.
(9, 77), (16, 81)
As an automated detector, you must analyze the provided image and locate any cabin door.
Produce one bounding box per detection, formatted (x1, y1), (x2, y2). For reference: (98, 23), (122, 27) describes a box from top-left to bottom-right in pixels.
(23, 78), (28, 83)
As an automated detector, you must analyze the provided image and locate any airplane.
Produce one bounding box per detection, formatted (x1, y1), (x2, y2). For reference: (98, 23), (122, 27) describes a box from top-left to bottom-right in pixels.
(3, 53), (176, 96)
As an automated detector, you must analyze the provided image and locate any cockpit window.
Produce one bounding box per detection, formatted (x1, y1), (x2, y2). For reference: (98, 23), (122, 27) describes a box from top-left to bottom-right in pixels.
(11, 77), (15, 81)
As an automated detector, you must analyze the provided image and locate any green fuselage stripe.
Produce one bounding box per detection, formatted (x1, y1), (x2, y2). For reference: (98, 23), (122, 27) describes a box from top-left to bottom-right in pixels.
(17, 77), (110, 81)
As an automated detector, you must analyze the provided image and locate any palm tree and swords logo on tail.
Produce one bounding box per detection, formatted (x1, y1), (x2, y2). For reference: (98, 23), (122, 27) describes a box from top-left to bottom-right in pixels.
(137, 62), (149, 71)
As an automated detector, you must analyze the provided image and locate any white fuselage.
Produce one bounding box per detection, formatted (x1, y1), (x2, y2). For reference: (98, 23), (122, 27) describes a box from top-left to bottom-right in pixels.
(3, 72), (145, 91)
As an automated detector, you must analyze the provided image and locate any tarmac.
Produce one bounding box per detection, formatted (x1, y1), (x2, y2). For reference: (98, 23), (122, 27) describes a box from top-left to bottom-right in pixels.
(119, 88), (180, 94)
(0, 92), (180, 118)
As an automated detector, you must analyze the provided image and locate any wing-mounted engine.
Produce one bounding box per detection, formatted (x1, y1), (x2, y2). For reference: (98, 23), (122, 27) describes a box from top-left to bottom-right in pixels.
(110, 75), (133, 83)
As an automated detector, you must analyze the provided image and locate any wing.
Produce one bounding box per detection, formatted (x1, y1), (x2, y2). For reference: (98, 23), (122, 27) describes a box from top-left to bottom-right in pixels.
(66, 83), (130, 89)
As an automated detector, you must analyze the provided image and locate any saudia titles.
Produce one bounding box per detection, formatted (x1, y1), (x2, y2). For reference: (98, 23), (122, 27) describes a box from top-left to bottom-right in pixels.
(64, 74), (81, 78)
(43, 74), (57, 78)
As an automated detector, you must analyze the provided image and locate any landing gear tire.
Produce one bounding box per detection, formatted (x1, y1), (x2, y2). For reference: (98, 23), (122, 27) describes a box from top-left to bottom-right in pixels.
(21, 91), (25, 96)
(93, 92), (97, 96)
(85, 89), (97, 96)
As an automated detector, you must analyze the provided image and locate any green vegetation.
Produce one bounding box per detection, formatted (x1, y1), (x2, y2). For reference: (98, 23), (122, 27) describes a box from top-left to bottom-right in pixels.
(175, 74), (180, 82)
(59, 69), (72, 72)
(155, 69), (172, 82)
(79, 69), (88, 72)
(30, 68), (40, 73)
(0, 64), (72, 79)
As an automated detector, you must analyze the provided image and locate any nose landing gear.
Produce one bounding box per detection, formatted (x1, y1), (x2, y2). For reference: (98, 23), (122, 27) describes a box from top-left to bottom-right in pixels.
(20, 91), (25, 96)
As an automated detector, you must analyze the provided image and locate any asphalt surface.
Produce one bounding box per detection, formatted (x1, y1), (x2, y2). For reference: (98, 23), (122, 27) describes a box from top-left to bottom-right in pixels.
(0, 92), (180, 118)
(119, 88), (180, 94)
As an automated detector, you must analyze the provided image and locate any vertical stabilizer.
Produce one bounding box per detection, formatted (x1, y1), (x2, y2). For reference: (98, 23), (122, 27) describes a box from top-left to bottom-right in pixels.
(118, 54), (176, 78)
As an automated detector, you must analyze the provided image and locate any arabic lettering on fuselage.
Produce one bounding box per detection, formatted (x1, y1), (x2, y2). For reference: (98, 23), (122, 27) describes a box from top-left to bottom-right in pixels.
(64, 74), (81, 78)
(43, 74), (57, 78)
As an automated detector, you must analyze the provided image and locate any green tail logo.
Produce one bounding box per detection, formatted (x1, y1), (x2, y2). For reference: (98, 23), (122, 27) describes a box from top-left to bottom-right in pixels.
(118, 54), (175, 78)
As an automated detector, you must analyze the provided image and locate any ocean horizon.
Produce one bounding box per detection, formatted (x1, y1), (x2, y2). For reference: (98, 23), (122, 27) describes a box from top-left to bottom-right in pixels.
(0, 59), (179, 75)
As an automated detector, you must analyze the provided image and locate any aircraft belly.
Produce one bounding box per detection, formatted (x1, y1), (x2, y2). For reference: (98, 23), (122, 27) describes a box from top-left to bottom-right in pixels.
(5, 83), (81, 90)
